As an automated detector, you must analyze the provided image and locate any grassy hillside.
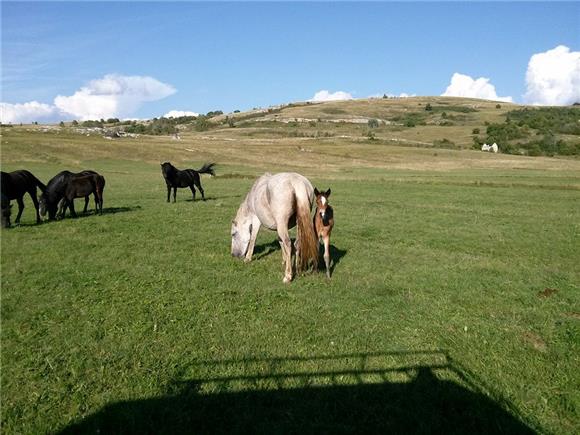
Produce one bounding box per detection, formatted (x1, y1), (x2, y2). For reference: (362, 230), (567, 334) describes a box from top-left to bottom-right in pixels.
(1, 98), (579, 434)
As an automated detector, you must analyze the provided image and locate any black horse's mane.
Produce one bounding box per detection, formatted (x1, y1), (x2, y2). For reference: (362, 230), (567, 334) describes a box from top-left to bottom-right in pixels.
(44, 171), (74, 201)
(161, 162), (177, 178)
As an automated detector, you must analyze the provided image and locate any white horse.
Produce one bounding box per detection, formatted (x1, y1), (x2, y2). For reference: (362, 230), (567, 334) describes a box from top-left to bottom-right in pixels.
(231, 172), (319, 283)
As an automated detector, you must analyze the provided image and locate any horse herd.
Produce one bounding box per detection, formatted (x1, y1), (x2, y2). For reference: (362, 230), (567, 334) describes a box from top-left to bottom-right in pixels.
(1, 164), (335, 281)
(1, 169), (106, 227)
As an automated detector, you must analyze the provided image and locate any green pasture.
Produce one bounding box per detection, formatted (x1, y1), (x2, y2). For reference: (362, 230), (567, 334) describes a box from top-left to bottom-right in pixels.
(1, 138), (579, 433)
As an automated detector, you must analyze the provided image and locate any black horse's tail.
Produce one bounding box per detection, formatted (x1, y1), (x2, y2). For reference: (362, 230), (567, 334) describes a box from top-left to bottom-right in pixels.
(197, 163), (216, 176)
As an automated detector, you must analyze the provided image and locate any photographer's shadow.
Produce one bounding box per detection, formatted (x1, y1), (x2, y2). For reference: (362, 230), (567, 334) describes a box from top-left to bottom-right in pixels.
(58, 351), (536, 434)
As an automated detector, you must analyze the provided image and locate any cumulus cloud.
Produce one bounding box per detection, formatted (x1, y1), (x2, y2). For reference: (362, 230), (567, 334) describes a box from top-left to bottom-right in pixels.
(524, 45), (580, 106)
(442, 73), (513, 103)
(1, 74), (177, 123)
(164, 110), (199, 118)
(54, 74), (176, 121)
(310, 90), (353, 102)
(0, 101), (59, 124)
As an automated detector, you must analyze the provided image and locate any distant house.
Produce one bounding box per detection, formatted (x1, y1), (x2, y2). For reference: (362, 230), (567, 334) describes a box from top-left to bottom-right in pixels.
(481, 143), (499, 153)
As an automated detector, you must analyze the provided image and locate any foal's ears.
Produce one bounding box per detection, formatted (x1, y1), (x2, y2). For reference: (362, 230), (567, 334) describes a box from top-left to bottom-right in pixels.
(325, 188), (331, 197)
(314, 187), (320, 196)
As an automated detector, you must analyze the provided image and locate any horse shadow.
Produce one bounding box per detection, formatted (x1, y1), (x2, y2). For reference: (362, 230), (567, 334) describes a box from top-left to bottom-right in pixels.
(325, 244), (347, 276)
(185, 197), (219, 202)
(253, 240), (281, 260)
(56, 351), (537, 434)
(46, 205), (141, 222)
(101, 206), (142, 215)
(253, 242), (347, 275)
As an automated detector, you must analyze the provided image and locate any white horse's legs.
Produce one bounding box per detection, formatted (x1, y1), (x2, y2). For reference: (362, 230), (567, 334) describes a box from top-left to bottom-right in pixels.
(294, 238), (301, 272)
(277, 227), (293, 283)
(244, 219), (261, 263)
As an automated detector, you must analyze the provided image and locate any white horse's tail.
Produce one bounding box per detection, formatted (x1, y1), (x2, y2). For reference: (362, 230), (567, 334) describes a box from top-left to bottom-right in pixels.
(296, 190), (319, 272)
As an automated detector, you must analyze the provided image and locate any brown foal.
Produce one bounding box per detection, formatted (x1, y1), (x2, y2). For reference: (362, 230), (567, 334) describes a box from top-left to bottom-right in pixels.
(313, 188), (334, 278)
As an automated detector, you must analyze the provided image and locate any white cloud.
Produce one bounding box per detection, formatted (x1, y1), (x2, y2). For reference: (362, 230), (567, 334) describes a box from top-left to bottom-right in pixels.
(1, 74), (177, 123)
(54, 74), (176, 121)
(524, 45), (580, 106)
(442, 73), (513, 103)
(0, 101), (59, 124)
(310, 90), (353, 102)
(164, 110), (199, 118)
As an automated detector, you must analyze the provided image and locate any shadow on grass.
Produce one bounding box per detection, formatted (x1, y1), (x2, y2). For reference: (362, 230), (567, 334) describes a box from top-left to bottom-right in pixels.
(183, 195), (243, 202)
(4, 206), (142, 227)
(253, 240), (281, 260)
(326, 244), (347, 276)
(57, 351), (536, 434)
(101, 206), (142, 215)
(253, 243), (348, 274)
(56, 205), (142, 220)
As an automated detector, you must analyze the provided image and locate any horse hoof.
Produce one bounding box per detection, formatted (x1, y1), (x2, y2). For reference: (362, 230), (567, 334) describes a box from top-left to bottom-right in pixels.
(283, 275), (292, 284)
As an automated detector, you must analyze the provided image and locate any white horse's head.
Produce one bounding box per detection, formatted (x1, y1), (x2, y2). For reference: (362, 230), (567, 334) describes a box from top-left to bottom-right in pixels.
(231, 204), (253, 258)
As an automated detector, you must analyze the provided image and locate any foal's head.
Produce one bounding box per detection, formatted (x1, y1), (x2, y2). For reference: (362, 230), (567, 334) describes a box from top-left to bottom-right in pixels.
(314, 187), (331, 219)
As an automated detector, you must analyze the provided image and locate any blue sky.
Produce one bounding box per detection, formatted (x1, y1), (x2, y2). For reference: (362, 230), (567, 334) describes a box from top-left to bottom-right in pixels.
(1, 1), (579, 122)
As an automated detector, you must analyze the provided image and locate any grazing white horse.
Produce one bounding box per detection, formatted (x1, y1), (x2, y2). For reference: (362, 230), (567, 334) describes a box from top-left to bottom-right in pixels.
(231, 172), (319, 283)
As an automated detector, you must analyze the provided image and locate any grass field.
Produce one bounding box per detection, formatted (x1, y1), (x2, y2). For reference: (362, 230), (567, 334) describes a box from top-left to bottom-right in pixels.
(1, 116), (579, 433)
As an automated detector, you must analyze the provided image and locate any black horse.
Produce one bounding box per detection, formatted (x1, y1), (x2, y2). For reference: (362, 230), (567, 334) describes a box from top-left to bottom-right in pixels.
(0, 170), (46, 226)
(58, 174), (106, 218)
(39, 170), (100, 220)
(161, 162), (216, 202)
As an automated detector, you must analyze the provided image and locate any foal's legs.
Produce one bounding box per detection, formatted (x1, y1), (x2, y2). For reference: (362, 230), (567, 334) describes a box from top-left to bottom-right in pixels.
(57, 198), (68, 218)
(322, 234), (331, 278)
(96, 191), (103, 215)
(166, 185), (171, 203)
(189, 185), (196, 201)
(15, 197), (25, 224)
(68, 198), (77, 218)
(84, 196), (90, 214)
(173, 187), (177, 203)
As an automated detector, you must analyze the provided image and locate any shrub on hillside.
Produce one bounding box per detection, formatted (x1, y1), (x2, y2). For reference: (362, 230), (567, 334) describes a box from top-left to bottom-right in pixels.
(81, 120), (104, 128)
(433, 138), (457, 149)
(195, 116), (210, 132)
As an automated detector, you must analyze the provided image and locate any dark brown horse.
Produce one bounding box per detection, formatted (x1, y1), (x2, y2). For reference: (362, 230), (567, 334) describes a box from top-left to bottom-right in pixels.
(0, 170), (46, 226)
(58, 174), (106, 218)
(161, 162), (215, 202)
(39, 170), (99, 220)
